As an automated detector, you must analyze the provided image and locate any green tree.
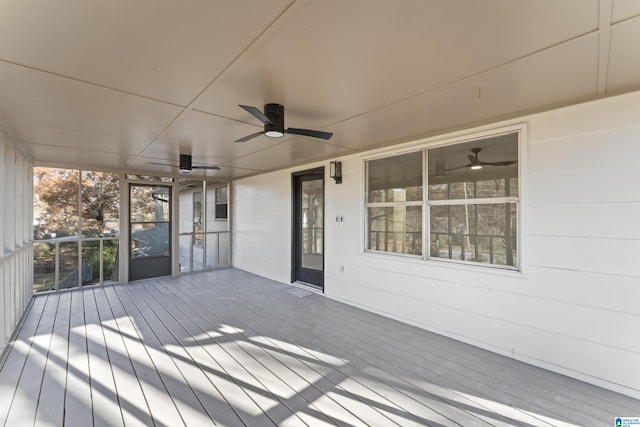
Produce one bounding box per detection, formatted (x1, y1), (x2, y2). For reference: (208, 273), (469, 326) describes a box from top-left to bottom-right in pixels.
(34, 168), (120, 239)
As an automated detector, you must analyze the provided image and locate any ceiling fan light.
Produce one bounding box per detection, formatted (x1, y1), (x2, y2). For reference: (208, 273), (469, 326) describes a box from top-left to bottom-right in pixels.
(471, 164), (483, 170)
(265, 130), (284, 138)
(179, 168), (192, 175)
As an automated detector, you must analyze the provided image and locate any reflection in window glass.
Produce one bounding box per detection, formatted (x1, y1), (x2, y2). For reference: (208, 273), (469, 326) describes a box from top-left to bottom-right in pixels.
(366, 151), (423, 256)
(430, 203), (517, 265)
(365, 131), (519, 268)
(367, 151), (422, 203)
(426, 132), (519, 268)
(476, 179), (505, 198)
(449, 181), (475, 199)
(510, 177), (519, 197)
(367, 206), (422, 255)
(427, 183), (448, 200)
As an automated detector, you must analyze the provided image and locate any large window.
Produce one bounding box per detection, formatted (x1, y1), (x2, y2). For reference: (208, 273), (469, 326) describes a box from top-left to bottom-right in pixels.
(365, 131), (520, 269)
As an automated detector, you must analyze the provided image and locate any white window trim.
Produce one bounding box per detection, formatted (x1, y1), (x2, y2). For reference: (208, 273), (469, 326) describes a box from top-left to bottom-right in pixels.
(214, 185), (229, 221)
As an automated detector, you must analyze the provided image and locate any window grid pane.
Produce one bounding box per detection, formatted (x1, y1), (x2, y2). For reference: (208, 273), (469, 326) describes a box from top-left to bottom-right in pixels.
(429, 202), (517, 267)
(367, 151), (423, 203)
(367, 206), (422, 256)
(366, 151), (423, 256)
(366, 131), (519, 269)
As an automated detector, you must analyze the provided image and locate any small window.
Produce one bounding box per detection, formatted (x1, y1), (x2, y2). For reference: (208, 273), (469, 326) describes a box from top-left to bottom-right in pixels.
(365, 151), (423, 256)
(215, 186), (228, 220)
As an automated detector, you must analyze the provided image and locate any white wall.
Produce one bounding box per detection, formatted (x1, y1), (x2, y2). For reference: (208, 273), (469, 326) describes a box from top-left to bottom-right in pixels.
(232, 91), (640, 399)
(0, 131), (33, 355)
(233, 172), (294, 282)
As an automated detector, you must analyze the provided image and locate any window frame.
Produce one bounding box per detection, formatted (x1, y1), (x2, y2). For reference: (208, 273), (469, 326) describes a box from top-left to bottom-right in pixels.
(362, 124), (525, 272)
(214, 185), (228, 221)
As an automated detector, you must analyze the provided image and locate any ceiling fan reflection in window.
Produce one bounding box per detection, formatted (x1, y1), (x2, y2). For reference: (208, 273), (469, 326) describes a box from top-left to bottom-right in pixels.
(445, 148), (517, 171)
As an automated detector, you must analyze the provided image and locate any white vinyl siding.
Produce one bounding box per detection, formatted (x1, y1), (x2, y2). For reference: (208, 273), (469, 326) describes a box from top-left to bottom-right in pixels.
(0, 132), (33, 354)
(232, 91), (640, 398)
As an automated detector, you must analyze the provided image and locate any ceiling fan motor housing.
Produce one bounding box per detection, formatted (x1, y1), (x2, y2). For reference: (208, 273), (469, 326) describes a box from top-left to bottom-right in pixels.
(179, 154), (192, 174)
(264, 103), (285, 137)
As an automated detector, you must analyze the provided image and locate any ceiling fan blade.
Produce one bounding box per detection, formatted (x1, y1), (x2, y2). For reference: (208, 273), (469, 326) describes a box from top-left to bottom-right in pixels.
(485, 160), (517, 166)
(286, 128), (333, 140)
(239, 105), (273, 125)
(147, 161), (178, 167)
(192, 165), (221, 170)
(234, 131), (264, 143)
(445, 164), (471, 172)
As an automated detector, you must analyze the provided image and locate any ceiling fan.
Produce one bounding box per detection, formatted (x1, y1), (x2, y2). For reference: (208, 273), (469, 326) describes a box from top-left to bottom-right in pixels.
(147, 154), (220, 174)
(446, 148), (517, 171)
(234, 103), (333, 142)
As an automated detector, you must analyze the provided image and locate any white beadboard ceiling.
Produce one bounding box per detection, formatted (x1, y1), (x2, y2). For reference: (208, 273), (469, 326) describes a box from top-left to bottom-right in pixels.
(1, 0), (639, 180)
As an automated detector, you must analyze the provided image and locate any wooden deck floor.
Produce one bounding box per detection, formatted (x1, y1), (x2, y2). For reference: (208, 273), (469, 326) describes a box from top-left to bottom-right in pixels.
(0, 269), (638, 427)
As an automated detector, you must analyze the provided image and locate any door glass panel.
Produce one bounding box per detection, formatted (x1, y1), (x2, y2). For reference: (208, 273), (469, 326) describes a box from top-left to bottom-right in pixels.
(301, 179), (323, 271)
(129, 183), (172, 281)
(130, 223), (169, 257)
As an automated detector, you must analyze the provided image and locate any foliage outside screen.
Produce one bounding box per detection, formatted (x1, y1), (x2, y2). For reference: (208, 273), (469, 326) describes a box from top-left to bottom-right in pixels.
(33, 168), (121, 291)
(34, 168), (120, 239)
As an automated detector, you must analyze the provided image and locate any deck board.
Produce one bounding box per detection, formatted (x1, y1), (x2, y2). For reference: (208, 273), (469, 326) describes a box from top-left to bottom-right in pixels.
(93, 286), (155, 427)
(113, 284), (218, 427)
(0, 294), (45, 426)
(64, 290), (93, 427)
(331, 301), (616, 425)
(173, 274), (469, 426)
(182, 273), (515, 426)
(138, 278), (383, 427)
(83, 287), (125, 427)
(0, 268), (639, 427)
(2, 294), (56, 427)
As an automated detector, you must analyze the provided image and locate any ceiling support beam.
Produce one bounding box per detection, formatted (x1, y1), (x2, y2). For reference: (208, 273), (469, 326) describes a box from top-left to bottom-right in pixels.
(597, 0), (613, 96)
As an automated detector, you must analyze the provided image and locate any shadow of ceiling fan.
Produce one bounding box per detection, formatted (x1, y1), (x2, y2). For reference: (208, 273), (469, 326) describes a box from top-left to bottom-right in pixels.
(445, 148), (517, 171)
(147, 154), (220, 174)
(234, 103), (333, 143)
